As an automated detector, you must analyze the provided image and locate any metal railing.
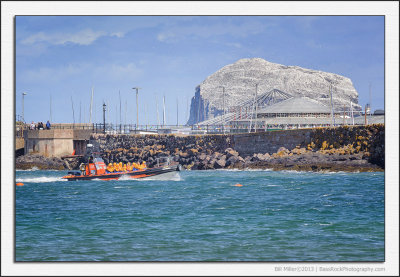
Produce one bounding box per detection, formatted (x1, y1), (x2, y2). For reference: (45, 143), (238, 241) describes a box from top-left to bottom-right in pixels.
(15, 119), (382, 137)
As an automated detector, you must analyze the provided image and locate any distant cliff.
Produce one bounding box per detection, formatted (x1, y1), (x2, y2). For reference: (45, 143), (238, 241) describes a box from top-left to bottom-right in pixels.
(188, 58), (360, 125)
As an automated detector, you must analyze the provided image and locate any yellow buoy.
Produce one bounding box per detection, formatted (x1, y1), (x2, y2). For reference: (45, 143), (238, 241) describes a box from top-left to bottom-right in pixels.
(16, 183), (24, 186)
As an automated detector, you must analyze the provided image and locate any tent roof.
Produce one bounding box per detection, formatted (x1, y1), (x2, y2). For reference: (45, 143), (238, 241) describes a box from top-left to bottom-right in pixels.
(257, 97), (331, 114)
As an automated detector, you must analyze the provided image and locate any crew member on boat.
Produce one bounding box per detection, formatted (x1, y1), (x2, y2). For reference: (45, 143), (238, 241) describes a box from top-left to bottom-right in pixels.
(107, 163), (114, 173)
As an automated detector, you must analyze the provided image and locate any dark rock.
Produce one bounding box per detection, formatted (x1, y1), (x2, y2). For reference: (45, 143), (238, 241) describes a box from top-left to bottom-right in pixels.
(225, 148), (239, 159)
(199, 153), (207, 161)
(16, 154), (65, 170)
(214, 158), (226, 169)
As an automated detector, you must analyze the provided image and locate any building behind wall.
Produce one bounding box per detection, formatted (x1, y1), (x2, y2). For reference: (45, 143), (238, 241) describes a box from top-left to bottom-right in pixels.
(229, 96), (384, 131)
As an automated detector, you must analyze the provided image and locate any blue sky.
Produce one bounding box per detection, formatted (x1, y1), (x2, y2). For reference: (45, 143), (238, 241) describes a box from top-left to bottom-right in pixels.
(16, 16), (384, 125)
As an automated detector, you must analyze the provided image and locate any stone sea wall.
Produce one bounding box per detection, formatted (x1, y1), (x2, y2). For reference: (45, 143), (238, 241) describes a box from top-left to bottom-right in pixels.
(15, 124), (384, 172)
(88, 124), (384, 172)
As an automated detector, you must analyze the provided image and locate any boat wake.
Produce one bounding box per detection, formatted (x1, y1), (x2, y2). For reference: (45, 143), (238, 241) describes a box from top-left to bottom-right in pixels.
(15, 176), (67, 183)
(16, 167), (39, 171)
(117, 171), (182, 181)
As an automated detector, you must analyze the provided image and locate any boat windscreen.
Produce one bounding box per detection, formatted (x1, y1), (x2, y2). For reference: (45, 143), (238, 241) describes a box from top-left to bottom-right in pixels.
(94, 157), (104, 163)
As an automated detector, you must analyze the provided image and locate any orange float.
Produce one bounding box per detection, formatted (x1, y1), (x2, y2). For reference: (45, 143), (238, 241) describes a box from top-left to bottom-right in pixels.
(16, 183), (24, 186)
(234, 183), (243, 187)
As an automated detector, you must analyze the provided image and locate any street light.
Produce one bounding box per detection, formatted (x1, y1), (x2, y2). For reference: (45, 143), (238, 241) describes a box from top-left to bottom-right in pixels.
(132, 87), (141, 131)
(218, 86), (225, 134)
(103, 102), (106, 134)
(22, 92), (27, 123)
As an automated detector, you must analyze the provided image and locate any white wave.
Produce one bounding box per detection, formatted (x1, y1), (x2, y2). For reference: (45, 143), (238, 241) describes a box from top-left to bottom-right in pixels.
(118, 175), (135, 181)
(243, 168), (273, 171)
(114, 171), (182, 182)
(216, 168), (274, 172)
(143, 172), (181, 181)
(16, 166), (39, 171)
(280, 170), (307, 174)
(15, 176), (66, 183)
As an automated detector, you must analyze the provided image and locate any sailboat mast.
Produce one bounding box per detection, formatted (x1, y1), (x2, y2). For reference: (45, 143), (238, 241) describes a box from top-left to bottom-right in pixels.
(249, 85), (257, 133)
(94, 98), (96, 124)
(350, 100), (354, 125)
(163, 95), (166, 127)
(71, 95), (75, 124)
(254, 83), (258, 132)
(156, 95), (160, 127)
(89, 86), (94, 124)
(144, 103), (148, 128)
(176, 98), (179, 126)
(369, 83), (372, 115)
(119, 90), (122, 125)
(186, 96), (189, 125)
(125, 100), (127, 126)
(329, 84), (334, 127)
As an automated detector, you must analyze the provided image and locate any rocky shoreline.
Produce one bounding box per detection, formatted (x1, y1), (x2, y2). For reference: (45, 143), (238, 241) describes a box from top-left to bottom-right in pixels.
(16, 154), (66, 170)
(15, 125), (384, 173)
(14, 147), (383, 173)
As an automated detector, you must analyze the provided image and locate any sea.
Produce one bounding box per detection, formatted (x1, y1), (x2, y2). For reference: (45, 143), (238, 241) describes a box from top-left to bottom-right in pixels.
(15, 169), (384, 261)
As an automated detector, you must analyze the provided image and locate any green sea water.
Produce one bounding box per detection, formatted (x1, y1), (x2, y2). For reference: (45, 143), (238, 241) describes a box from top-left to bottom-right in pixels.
(15, 169), (384, 261)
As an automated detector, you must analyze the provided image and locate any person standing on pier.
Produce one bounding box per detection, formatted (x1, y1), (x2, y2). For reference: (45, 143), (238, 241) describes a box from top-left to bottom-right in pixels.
(46, 120), (51, 130)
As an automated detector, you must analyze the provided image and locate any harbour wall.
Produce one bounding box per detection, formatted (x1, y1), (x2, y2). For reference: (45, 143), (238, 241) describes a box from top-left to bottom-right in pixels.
(233, 129), (312, 156)
(90, 124), (384, 169)
(23, 129), (92, 157)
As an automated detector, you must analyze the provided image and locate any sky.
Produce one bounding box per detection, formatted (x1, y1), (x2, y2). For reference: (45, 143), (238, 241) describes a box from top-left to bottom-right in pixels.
(15, 16), (384, 125)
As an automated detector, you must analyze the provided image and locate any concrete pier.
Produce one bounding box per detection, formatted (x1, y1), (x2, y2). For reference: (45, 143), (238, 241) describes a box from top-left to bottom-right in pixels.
(23, 129), (92, 157)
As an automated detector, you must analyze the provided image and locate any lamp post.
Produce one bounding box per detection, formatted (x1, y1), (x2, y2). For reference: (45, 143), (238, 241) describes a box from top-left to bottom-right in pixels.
(132, 87), (141, 132)
(22, 92), (27, 123)
(103, 102), (106, 134)
(254, 83), (258, 133)
(219, 86), (225, 134)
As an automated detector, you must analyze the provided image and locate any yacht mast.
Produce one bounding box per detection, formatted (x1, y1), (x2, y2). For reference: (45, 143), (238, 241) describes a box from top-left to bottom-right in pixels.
(163, 95), (166, 127)
(89, 86), (94, 124)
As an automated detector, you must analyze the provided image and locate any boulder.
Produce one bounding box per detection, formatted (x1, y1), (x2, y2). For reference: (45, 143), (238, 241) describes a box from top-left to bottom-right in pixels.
(214, 157), (226, 169)
(224, 148), (239, 159)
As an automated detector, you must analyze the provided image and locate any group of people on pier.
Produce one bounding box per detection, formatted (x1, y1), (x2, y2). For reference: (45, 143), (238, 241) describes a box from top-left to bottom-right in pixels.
(30, 120), (51, 130)
(106, 161), (147, 173)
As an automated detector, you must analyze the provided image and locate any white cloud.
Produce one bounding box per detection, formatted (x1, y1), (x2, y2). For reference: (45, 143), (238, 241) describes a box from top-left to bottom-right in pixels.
(93, 63), (142, 80)
(157, 21), (267, 43)
(20, 62), (142, 84)
(21, 63), (89, 83)
(111, 32), (125, 38)
(226, 42), (242, 48)
(21, 28), (125, 46)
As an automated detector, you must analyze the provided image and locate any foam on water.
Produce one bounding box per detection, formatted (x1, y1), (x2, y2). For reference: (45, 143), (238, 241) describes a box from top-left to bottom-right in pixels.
(114, 171), (182, 182)
(141, 172), (181, 181)
(16, 166), (39, 171)
(16, 176), (67, 183)
(242, 168), (273, 171)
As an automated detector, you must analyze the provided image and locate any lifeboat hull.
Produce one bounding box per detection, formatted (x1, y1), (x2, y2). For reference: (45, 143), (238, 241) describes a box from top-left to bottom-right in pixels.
(62, 164), (181, 181)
